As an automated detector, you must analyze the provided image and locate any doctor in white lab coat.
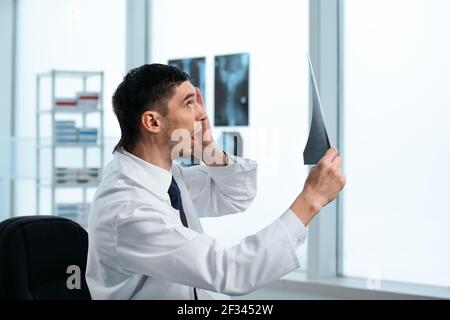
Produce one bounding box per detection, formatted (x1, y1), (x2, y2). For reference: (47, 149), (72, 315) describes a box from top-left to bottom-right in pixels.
(86, 64), (346, 300)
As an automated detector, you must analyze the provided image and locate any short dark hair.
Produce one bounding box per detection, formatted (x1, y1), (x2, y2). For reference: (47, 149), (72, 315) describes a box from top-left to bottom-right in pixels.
(112, 63), (190, 153)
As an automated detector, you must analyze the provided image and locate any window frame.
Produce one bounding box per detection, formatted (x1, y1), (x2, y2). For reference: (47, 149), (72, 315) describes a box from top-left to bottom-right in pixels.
(0, 0), (17, 219)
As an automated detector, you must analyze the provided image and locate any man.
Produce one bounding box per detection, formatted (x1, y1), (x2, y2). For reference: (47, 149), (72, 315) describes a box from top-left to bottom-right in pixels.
(86, 64), (346, 300)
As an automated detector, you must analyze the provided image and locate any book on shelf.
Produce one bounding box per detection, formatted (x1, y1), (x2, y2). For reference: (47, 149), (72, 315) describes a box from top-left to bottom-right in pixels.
(78, 128), (98, 144)
(55, 98), (78, 109)
(55, 120), (77, 144)
(54, 121), (98, 144)
(55, 167), (100, 185)
(54, 91), (100, 112)
(56, 203), (91, 225)
(76, 91), (100, 110)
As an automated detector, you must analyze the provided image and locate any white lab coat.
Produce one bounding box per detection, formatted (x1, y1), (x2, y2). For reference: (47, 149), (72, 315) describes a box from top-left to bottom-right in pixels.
(86, 148), (307, 300)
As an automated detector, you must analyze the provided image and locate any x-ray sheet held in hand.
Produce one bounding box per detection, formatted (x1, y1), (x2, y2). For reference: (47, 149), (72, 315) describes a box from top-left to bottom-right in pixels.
(303, 52), (332, 165)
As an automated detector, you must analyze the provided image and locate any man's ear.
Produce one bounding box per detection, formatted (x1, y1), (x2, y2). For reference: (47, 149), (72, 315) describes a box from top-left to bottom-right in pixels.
(141, 110), (161, 134)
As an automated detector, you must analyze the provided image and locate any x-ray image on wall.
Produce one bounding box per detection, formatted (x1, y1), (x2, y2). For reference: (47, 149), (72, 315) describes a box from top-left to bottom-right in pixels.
(168, 57), (206, 95)
(214, 53), (249, 126)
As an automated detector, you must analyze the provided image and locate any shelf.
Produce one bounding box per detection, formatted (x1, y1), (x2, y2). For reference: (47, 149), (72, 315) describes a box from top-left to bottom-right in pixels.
(38, 70), (103, 78)
(40, 182), (100, 188)
(39, 108), (102, 114)
(36, 69), (104, 216)
(37, 143), (103, 148)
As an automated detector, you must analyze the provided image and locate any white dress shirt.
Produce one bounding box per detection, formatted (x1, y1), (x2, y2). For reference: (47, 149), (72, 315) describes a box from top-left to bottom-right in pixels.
(86, 148), (308, 300)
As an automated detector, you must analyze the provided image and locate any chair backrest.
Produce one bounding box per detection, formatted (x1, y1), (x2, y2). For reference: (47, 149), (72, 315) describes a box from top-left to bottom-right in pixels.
(0, 216), (91, 300)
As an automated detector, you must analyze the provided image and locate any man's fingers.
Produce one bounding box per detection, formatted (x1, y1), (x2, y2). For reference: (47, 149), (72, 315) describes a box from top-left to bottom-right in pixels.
(320, 147), (339, 164)
(332, 156), (341, 168)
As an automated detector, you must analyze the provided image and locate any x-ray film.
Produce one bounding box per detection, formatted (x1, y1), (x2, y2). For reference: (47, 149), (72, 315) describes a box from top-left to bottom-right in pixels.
(214, 53), (249, 126)
(303, 53), (331, 165)
(168, 57), (206, 96)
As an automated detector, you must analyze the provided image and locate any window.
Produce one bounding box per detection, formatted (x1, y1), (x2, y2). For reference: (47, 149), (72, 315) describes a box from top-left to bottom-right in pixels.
(150, 0), (310, 267)
(0, 0), (14, 221)
(14, 0), (126, 216)
(342, 0), (450, 287)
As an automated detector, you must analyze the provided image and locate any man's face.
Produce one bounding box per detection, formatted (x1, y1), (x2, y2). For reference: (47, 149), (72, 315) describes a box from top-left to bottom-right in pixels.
(162, 80), (206, 158)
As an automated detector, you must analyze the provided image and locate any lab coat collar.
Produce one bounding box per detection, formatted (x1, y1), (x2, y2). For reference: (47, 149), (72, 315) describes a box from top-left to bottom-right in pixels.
(113, 148), (172, 201)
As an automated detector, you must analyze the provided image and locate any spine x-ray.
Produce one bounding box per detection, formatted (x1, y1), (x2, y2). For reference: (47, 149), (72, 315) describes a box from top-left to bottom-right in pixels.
(168, 57), (206, 96)
(214, 53), (249, 127)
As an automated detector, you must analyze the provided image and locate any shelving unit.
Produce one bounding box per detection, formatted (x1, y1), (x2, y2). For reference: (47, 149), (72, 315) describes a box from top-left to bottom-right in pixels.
(35, 70), (104, 226)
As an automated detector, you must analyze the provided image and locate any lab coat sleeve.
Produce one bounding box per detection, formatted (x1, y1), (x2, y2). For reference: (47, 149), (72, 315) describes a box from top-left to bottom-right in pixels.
(114, 204), (307, 297)
(177, 155), (257, 218)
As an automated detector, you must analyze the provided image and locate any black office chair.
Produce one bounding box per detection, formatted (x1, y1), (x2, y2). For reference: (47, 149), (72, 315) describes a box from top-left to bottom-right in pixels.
(0, 216), (91, 300)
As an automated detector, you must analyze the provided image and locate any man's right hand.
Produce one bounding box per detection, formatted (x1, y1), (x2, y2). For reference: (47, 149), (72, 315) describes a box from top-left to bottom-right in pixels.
(290, 148), (346, 226)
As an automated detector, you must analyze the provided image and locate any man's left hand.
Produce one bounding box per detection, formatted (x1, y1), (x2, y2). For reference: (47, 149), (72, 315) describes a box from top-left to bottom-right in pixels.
(193, 87), (229, 167)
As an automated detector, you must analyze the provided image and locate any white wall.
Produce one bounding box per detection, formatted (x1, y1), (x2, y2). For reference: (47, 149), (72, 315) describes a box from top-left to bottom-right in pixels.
(150, 0), (310, 267)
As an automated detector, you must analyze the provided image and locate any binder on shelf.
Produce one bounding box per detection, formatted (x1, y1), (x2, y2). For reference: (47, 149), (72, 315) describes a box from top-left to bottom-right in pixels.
(54, 121), (98, 145)
(55, 120), (78, 144)
(78, 127), (98, 144)
(76, 91), (100, 111)
(54, 91), (100, 112)
(54, 167), (100, 185)
(55, 98), (78, 109)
